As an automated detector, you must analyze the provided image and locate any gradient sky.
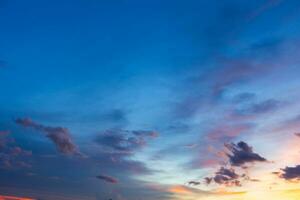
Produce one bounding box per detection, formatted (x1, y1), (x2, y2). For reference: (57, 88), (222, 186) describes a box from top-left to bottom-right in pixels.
(1, 0), (300, 200)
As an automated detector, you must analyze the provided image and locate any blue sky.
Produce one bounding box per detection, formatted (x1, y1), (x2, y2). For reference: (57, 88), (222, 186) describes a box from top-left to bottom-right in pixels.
(2, 0), (300, 200)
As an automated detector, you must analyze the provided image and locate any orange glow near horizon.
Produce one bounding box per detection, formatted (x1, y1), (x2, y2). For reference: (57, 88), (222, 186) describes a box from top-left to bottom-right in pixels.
(0, 195), (34, 200)
(168, 185), (193, 195)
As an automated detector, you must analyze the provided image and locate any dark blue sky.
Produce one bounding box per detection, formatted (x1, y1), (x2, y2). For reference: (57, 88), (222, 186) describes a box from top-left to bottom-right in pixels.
(1, 0), (300, 200)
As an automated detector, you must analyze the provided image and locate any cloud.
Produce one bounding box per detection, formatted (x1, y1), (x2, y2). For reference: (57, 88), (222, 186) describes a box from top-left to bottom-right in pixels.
(131, 130), (159, 138)
(248, 99), (281, 114)
(96, 174), (118, 184)
(187, 181), (200, 186)
(0, 131), (32, 169)
(205, 167), (242, 187)
(187, 124), (253, 170)
(200, 141), (267, 187)
(207, 124), (252, 141)
(233, 99), (281, 118)
(92, 129), (158, 177)
(168, 185), (193, 195)
(225, 141), (267, 167)
(15, 118), (82, 156)
(204, 177), (213, 185)
(0, 195), (34, 200)
(280, 165), (300, 180)
(96, 129), (158, 155)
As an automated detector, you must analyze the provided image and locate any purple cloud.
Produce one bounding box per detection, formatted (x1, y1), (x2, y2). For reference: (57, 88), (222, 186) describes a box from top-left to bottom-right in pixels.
(96, 129), (158, 155)
(280, 165), (300, 180)
(96, 174), (119, 184)
(225, 141), (267, 167)
(91, 129), (159, 177)
(200, 141), (267, 187)
(204, 177), (213, 185)
(248, 99), (280, 114)
(0, 130), (32, 169)
(15, 118), (82, 156)
(205, 167), (242, 187)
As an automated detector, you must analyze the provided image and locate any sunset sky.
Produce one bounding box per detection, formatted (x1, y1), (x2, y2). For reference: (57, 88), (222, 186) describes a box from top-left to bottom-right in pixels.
(1, 0), (300, 200)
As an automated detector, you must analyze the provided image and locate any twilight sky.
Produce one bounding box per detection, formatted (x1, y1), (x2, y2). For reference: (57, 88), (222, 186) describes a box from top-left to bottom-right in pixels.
(1, 0), (300, 200)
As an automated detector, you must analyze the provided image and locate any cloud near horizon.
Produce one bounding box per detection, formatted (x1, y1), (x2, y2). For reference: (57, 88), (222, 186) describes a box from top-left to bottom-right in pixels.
(201, 141), (267, 187)
(0, 130), (32, 169)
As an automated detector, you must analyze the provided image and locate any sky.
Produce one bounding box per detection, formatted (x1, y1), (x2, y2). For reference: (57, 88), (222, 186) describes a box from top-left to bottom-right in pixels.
(1, 0), (300, 199)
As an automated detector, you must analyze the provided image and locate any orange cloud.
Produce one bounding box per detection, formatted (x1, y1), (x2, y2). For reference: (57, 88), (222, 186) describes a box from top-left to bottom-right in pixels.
(0, 195), (34, 200)
(215, 190), (247, 196)
(168, 185), (193, 194)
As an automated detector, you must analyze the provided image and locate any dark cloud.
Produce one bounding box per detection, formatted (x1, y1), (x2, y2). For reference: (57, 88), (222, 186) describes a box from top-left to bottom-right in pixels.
(216, 167), (239, 180)
(280, 165), (300, 180)
(205, 167), (242, 187)
(0, 130), (32, 169)
(96, 129), (158, 155)
(249, 178), (260, 182)
(15, 118), (82, 156)
(93, 129), (159, 177)
(204, 177), (213, 185)
(192, 141), (266, 187)
(187, 181), (200, 186)
(132, 130), (159, 138)
(96, 174), (118, 184)
(225, 141), (267, 166)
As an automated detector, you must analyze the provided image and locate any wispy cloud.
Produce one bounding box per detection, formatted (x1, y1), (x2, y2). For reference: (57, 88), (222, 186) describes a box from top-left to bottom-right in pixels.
(0, 130), (32, 169)
(96, 174), (118, 184)
(280, 165), (300, 180)
(15, 118), (82, 156)
(96, 129), (158, 155)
